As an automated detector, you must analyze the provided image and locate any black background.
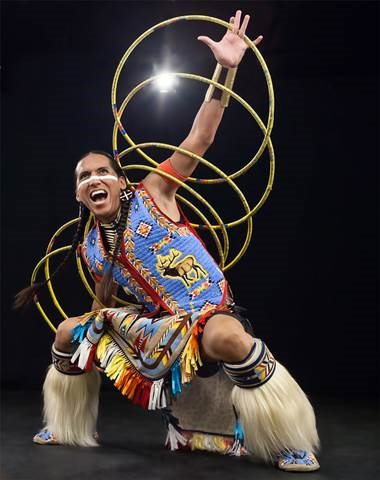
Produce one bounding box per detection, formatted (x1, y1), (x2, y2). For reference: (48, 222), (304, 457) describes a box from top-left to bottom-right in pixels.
(1, 0), (378, 396)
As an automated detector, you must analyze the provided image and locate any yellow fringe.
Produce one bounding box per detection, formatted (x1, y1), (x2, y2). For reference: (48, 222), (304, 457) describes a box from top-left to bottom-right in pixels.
(188, 432), (231, 454)
(95, 323), (204, 402)
(77, 309), (100, 326)
(180, 325), (203, 384)
(96, 334), (140, 397)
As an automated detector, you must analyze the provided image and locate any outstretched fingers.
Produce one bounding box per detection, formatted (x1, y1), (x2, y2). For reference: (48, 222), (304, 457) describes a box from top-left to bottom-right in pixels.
(239, 14), (250, 37)
(253, 35), (264, 46)
(232, 10), (242, 33)
(197, 35), (217, 49)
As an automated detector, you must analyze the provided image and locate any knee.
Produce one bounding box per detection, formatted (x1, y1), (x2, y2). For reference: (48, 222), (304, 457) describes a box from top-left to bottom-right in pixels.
(206, 330), (253, 363)
(220, 331), (252, 362)
(55, 319), (76, 352)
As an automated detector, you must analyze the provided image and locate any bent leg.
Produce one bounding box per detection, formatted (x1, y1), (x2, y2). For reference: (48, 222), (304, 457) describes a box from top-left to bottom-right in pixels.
(201, 314), (320, 471)
(34, 316), (101, 447)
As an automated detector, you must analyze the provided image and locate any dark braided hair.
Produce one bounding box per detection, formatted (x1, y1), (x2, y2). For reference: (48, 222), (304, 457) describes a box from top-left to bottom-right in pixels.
(97, 192), (130, 306)
(14, 150), (130, 310)
(14, 203), (91, 310)
(81, 150), (131, 306)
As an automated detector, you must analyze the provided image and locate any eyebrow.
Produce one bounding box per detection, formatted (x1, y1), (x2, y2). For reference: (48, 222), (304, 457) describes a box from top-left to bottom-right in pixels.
(77, 166), (110, 179)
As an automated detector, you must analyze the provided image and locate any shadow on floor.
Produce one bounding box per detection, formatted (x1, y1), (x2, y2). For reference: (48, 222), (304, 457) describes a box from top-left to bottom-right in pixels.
(1, 390), (378, 480)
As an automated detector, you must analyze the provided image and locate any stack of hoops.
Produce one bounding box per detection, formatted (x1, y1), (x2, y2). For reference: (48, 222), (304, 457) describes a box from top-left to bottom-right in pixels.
(31, 15), (275, 333)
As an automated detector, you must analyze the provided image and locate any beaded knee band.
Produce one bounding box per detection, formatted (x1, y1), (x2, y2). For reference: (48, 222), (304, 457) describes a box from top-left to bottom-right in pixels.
(51, 344), (85, 375)
(223, 339), (276, 388)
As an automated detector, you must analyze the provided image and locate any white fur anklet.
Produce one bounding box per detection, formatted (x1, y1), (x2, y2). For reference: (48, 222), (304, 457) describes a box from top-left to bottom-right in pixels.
(41, 354), (101, 446)
(223, 339), (319, 463)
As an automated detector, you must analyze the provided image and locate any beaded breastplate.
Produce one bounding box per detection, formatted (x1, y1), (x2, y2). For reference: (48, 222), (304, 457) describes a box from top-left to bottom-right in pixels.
(82, 185), (227, 315)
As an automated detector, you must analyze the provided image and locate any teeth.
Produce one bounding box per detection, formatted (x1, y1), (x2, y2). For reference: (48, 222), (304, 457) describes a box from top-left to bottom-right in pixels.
(90, 189), (107, 201)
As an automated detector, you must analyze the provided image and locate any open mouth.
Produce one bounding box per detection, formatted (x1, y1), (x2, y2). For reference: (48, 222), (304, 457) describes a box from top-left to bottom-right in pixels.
(90, 189), (108, 203)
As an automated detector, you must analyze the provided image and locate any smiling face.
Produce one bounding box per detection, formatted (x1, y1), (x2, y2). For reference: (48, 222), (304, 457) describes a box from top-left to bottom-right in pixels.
(75, 153), (126, 223)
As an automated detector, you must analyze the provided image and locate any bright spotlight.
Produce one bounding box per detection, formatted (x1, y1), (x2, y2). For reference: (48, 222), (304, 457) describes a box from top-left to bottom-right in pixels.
(155, 72), (176, 93)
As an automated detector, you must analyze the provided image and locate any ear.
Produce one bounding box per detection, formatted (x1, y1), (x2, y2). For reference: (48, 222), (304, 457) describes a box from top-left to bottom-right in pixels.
(76, 190), (80, 202)
(119, 176), (127, 190)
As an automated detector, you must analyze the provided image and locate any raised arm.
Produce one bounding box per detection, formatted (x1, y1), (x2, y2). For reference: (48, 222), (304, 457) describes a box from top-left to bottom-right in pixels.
(144, 10), (263, 202)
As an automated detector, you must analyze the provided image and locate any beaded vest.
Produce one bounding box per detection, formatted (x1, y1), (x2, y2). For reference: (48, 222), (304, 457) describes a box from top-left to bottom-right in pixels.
(82, 185), (227, 315)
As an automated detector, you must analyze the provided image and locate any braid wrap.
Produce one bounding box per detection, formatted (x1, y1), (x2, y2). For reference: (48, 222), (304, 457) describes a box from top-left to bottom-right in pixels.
(96, 193), (130, 306)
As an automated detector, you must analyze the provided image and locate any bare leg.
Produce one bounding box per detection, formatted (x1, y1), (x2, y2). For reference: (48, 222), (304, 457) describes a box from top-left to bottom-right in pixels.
(54, 317), (83, 352)
(201, 313), (253, 362)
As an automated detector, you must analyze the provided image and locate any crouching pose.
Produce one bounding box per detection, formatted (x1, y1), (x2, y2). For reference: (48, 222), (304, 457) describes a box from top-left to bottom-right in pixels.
(16, 11), (320, 472)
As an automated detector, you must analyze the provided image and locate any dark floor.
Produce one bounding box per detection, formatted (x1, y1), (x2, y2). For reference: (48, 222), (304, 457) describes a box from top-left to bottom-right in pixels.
(1, 390), (378, 480)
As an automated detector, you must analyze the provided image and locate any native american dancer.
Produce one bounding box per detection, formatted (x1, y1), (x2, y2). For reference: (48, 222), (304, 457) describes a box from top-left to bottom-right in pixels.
(16, 10), (319, 472)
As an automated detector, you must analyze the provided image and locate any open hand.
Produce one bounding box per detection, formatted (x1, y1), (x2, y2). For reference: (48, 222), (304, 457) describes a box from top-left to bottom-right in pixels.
(198, 10), (263, 68)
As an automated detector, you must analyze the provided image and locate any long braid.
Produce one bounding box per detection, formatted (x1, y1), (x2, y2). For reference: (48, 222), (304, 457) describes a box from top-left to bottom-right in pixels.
(97, 194), (130, 306)
(15, 149), (130, 310)
(14, 204), (90, 310)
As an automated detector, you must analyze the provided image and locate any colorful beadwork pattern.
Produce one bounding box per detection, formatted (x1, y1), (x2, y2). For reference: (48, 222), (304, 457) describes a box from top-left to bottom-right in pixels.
(223, 339), (276, 389)
(71, 306), (219, 410)
(277, 450), (320, 472)
(83, 186), (227, 316)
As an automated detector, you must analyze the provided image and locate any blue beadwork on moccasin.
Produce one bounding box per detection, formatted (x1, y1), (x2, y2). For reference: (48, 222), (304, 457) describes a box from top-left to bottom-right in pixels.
(280, 450), (315, 465)
(40, 430), (52, 441)
(35, 428), (55, 441)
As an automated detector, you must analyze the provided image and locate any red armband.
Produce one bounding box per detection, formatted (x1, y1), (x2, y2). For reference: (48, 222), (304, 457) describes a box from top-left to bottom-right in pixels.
(157, 158), (188, 185)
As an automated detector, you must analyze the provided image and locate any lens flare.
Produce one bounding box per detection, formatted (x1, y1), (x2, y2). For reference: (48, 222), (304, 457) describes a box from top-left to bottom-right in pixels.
(155, 72), (176, 92)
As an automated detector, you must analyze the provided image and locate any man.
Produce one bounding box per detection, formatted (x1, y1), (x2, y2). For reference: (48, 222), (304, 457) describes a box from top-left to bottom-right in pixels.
(17, 11), (320, 472)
